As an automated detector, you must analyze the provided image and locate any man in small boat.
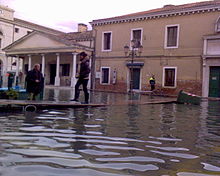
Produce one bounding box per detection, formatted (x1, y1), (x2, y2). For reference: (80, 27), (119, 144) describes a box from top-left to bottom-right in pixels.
(25, 64), (44, 100)
(70, 52), (90, 104)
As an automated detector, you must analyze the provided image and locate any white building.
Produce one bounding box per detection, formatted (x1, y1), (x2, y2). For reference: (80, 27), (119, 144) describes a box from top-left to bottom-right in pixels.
(0, 4), (94, 88)
(0, 4), (64, 87)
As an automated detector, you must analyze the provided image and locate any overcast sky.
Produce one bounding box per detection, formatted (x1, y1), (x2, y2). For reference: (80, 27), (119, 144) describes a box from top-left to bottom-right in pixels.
(0, 0), (207, 32)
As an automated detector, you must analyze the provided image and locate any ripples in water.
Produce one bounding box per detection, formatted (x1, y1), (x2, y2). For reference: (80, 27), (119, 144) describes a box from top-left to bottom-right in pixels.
(0, 99), (219, 176)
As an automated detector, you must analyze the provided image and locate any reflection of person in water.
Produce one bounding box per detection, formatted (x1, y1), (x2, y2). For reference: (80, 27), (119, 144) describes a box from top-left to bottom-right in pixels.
(72, 108), (90, 152)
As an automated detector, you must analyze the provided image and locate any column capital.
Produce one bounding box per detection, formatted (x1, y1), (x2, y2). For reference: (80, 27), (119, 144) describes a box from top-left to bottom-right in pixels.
(56, 53), (60, 56)
(72, 52), (78, 55)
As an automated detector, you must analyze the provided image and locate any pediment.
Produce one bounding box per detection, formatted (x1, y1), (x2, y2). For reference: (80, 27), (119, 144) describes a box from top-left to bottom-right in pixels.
(4, 32), (69, 51)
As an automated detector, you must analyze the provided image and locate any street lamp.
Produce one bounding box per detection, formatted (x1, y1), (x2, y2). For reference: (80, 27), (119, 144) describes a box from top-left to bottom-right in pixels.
(124, 40), (143, 92)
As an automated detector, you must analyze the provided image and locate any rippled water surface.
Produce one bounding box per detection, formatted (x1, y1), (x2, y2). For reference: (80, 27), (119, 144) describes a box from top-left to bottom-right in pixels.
(0, 88), (220, 176)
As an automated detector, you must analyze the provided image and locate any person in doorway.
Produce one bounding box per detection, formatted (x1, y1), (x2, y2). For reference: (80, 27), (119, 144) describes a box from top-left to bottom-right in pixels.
(149, 75), (156, 91)
(25, 64), (44, 100)
(71, 52), (90, 104)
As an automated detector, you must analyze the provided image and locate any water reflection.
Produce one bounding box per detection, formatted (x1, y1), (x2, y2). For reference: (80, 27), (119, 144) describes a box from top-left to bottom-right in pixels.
(0, 90), (219, 175)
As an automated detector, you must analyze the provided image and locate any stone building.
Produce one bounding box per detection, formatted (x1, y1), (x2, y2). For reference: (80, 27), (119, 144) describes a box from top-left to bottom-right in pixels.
(0, 4), (64, 87)
(1, 4), (94, 89)
(90, 0), (220, 97)
(3, 25), (93, 88)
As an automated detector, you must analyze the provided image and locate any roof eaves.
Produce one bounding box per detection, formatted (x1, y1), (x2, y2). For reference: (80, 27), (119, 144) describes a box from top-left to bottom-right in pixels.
(90, 1), (220, 26)
(14, 18), (65, 35)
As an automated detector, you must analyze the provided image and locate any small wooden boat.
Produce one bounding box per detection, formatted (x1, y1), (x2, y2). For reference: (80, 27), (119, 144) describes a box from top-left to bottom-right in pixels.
(176, 90), (201, 105)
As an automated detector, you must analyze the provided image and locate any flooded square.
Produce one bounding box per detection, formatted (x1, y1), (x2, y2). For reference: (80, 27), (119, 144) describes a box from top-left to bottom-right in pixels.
(0, 88), (219, 176)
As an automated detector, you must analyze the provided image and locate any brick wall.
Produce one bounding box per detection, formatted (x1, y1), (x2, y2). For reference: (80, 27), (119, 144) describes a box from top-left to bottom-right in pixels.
(95, 79), (202, 96)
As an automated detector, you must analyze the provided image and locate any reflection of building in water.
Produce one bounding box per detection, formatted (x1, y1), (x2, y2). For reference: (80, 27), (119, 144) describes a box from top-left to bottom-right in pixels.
(173, 104), (201, 154)
(71, 108), (88, 153)
(197, 100), (209, 148)
(197, 100), (220, 165)
(127, 104), (140, 139)
(158, 103), (176, 138)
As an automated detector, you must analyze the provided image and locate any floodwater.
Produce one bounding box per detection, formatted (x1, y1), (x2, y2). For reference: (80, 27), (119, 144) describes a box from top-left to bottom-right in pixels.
(0, 88), (220, 176)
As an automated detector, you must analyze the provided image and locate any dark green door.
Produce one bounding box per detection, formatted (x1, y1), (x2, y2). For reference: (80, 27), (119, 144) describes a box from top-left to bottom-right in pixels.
(209, 66), (220, 97)
(132, 68), (140, 89)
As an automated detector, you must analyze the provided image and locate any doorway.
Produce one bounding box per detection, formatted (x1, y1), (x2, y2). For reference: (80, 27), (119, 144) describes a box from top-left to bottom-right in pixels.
(50, 64), (56, 85)
(130, 68), (140, 90)
(209, 66), (220, 97)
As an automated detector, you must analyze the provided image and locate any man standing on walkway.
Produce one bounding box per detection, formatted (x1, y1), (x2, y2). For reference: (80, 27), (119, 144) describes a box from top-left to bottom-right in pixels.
(149, 75), (156, 91)
(25, 64), (44, 100)
(71, 52), (90, 104)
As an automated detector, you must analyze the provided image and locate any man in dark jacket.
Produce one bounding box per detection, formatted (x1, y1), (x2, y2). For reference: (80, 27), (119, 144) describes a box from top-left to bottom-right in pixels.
(25, 64), (44, 100)
(71, 52), (90, 104)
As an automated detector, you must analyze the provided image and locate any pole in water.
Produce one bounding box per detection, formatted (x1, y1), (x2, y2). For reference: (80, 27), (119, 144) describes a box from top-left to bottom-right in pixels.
(24, 105), (37, 112)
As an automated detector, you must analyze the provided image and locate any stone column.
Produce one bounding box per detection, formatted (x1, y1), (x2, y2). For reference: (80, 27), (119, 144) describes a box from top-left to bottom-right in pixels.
(202, 39), (208, 98)
(71, 52), (77, 87)
(202, 57), (209, 98)
(28, 55), (32, 71)
(41, 54), (45, 76)
(15, 56), (20, 86)
(88, 55), (91, 89)
(54, 53), (60, 86)
(2, 55), (9, 87)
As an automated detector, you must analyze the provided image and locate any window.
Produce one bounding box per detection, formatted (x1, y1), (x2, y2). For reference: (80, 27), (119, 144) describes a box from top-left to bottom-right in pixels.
(163, 67), (177, 87)
(102, 31), (112, 51)
(0, 38), (2, 49)
(165, 25), (179, 48)
(216, 16), (220, 32)
(61, 64), (70, 76)
(131, 29), (142, 47)
(15, 27), (19, 33)
(101, 67), (110, 84)
(131, 28), (142, 48)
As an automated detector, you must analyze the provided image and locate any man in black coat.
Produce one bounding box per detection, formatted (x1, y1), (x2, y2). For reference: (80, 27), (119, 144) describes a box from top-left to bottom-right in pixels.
(71, 52), (90, 104)
(25, 64), (44, 100)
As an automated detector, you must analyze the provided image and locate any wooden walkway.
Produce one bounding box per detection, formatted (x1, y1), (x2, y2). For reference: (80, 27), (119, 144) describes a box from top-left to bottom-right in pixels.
(0, 98), (177, 111)
(0, 99), (107, 109)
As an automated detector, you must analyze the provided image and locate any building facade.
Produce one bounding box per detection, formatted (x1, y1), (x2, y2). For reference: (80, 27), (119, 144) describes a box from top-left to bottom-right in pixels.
(0, 4), (64, 87)
(3, 28), (94, 88)
(1, 4), (94, 89)
(91, 0), (220, 97)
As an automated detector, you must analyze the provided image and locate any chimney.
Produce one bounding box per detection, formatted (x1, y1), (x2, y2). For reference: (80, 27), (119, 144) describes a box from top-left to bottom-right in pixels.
(163, 4), (175, 8)
(78, 23), (87, 32)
